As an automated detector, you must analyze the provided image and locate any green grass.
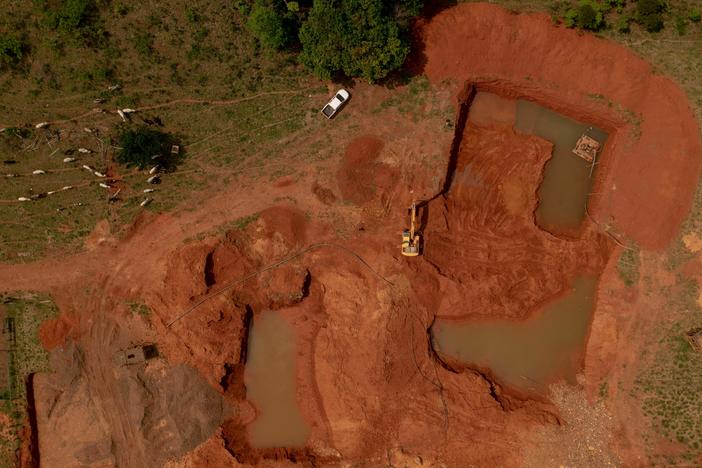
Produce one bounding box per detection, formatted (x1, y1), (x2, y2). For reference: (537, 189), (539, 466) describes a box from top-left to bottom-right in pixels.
(127, 301), (151, 316)
(617, 243), (640, 287)
(0, 0), (332, 263)
(0, 293), (59, 466)
(374, 75), (453, 125)
(635, 327), (702, 461)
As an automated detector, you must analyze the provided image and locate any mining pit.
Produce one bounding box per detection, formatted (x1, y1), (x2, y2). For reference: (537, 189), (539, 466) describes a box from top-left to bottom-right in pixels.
(1, 2), (701, 467)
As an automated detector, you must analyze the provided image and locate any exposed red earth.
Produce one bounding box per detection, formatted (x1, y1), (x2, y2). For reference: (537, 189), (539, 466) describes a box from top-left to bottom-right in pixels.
(1, 3), (700, 467)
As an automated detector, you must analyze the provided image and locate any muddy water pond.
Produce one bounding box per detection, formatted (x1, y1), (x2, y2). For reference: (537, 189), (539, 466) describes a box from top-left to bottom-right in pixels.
(514, 100), (608, 232)
(246, 310), (309, 448)
(432, 276), (597, 393)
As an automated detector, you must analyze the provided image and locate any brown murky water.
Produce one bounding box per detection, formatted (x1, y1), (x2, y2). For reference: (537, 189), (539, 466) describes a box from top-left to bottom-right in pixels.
(246, 311), (309, 448)
(432, 276), (598, 393)
(514, 100), (608, 232)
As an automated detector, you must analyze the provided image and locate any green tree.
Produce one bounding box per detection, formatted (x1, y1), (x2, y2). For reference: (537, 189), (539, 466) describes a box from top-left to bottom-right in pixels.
(117, 127), (179, 170)
(298, 0), (345, 79)
(564, 1), (606, 31)
(247, 2), (294, 49)
(637, 0), (667, 32)
(577, 3), (604, 30)
(300, 0), (418, 82)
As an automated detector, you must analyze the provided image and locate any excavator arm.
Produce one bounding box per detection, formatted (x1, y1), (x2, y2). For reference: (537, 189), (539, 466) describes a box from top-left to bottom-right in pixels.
(401, 201), (421, 257)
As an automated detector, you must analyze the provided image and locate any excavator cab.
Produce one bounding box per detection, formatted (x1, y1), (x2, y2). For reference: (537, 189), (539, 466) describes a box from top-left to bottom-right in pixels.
(401, 202), (421, 257)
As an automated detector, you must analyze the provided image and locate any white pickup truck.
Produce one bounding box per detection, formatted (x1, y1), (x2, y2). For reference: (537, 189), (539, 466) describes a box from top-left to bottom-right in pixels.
(321, 89), (350, 119)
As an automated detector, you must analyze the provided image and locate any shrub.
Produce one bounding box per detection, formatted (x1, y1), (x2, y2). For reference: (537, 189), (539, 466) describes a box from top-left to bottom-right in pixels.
(563, 1), (607, 31)
(36, 0), (106, 47)
(577, 2), (604, 30)
(690, 8), (701, 23)
(40, 0), (95, 32)
(185, 6), (201, 24)
(564, 8), (579, 27)
(117, 127), (179, 170)
(637, 0), (666, 32)
(617, 14), (632, 32)
(609, 0), (626, 13)
(132, 32), (154, 56)
(0, 34), (24, 67)
(675, 15), (687, 35)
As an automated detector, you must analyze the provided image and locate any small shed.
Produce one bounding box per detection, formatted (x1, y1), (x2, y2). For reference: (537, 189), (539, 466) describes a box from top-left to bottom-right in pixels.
(572, 134), (601, 163)
(113, 343), (159, 366)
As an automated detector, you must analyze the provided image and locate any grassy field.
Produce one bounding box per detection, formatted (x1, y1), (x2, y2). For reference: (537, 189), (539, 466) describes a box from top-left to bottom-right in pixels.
(0, 293), (58, 466)
(0, 0), (332, 262)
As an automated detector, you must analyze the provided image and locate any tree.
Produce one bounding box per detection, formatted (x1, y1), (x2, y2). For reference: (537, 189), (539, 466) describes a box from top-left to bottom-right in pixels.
(298, 0), (345, 79)
(577, 3), (601, 30)
(117, 127), (179, 170)
(563, 0), (606, 31)
(299, 0), (418, 82)
(247, 1), (295, 50)
(637, 0), (667, 32)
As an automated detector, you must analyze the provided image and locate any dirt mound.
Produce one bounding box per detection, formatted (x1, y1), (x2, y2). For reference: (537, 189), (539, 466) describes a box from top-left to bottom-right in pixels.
(38, 314), (74, 350)
(417, 3), (702, 250)
(252, 206), (308, 255)
(337, 136), (398, 205)
(311, 181), (337, 205)
(422, 123), (612, 320)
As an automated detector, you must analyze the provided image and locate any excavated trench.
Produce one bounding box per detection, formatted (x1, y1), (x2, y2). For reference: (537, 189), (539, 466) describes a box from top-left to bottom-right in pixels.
(423, 81), (613, 398)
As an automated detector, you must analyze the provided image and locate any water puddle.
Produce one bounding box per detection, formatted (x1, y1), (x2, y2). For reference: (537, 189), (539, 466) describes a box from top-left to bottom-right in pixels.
(432, 276), (598, 393)
(246, 310), (309, 448)
(514, 100), (608, 232)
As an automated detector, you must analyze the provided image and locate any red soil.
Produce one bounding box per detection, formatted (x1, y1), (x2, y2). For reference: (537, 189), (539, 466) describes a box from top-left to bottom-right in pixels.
(422, 122), (612, 321)
(336, 136), (398, 205)
(418, 3), (702, 251)
(0, 4), (699, 468)
(38, 315), (74, 351)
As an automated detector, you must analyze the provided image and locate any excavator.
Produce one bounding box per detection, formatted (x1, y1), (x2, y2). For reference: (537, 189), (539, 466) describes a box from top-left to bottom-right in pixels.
(401, 201), (421, 257)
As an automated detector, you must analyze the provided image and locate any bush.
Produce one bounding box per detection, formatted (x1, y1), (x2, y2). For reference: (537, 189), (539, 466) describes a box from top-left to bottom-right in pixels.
(117, 127), (179, 170)
(675, 15), (687, 35)
(0, 34), (24, 67)
(577, 2), (605, 30)
(132, 32), (154, 56)
(300, 0), (418, 82)
(637, 0), (666, 32)
(34, 0), (108, 48)
(39, 0), (95, 32)
(616, 14), (632, 32)
(690, 8), (701, 23)
(563, 1), (606, 31)
(246, 2), (294, 50)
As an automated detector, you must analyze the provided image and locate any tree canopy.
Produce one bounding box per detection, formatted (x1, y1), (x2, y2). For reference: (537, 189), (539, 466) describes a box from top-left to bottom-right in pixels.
(117, 127), (179, 170)
(299, 0), (417, 82)
(246, 0), (297, 50)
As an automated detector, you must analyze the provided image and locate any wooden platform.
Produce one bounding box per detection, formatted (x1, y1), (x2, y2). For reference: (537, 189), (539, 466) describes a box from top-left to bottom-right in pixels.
(572, 134), (601, 163)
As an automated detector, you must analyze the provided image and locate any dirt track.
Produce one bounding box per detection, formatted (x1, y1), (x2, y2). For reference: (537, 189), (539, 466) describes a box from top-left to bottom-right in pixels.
(0, 3), (701, 467)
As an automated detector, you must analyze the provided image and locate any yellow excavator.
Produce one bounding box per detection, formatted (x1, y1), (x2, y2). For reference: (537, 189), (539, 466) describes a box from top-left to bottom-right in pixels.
(401, 201), (421, 257)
